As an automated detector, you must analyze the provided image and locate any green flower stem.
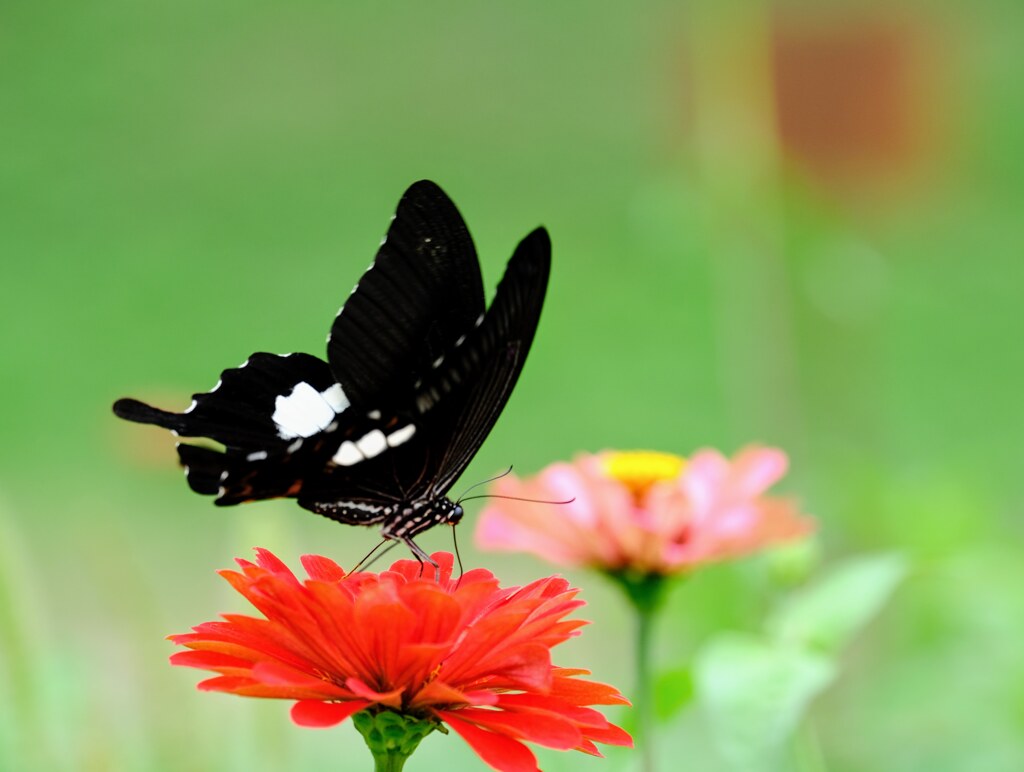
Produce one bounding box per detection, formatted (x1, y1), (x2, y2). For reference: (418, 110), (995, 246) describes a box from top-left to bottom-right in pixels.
(372, 751), (408, 772)
(608, 572), (671, 772)
(635, 599), (656, 772)
(353, 709), (438, 772)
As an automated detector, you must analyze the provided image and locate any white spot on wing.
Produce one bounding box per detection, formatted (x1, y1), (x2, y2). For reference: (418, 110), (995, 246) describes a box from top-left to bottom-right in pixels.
(356, 429), (387, 459)
(273, 382), (334, 439)
(368, 409), (381, 420)
(333, 441), (362, 466)
(321, 383), (350, 413)
(386, 425), (416, 448)
(246, 450), (268, 461)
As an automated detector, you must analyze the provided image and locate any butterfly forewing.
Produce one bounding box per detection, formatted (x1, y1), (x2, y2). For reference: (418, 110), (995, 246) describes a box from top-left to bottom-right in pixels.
(326, 180), (486, 408)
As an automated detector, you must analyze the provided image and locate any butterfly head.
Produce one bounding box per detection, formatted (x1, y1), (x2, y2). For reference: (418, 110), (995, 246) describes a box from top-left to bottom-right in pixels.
(448, 502), (464, 526)
(435, 498), (464, 526)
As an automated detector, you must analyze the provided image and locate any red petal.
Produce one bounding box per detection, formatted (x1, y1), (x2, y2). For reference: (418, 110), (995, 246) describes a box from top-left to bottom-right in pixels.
(344, 677), (405, 708)
(583, 722), (633, 748)
(494, 694), (609, 727)
(453, 708), (582, 750)
(439, 713), (540, 772)
(494, 644), (553, 691)
(291, 699), (370, 728)
(195, 675), (256, 693)
(169, 650), (253, 671)
(251, 661), (350, 698)
(550, 673), (631, 706)
(253, 548), (297, 580)
(301, 554), (347, 582)
(411, 680), (503, 710)
(195, 676), (346, 700)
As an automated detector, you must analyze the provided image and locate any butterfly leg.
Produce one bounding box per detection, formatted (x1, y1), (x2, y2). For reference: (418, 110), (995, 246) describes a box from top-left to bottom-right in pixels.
(388, 533), (438, 569)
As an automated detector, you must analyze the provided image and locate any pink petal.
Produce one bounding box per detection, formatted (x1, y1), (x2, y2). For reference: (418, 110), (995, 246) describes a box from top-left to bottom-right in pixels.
(680, 450), (729, 512)
(732, 446), (788, 496)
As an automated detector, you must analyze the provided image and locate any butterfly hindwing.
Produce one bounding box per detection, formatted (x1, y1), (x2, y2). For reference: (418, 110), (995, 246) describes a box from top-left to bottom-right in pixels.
(409, 226), (551, 494)
(112, 352), (342, 452)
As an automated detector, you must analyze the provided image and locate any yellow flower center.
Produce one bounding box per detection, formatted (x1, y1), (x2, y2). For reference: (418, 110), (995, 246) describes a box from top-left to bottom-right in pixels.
(603, 450), (686, 500)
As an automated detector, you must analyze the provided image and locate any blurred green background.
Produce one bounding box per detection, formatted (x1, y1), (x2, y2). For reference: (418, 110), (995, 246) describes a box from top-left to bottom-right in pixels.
(2, 0), (1022, 770)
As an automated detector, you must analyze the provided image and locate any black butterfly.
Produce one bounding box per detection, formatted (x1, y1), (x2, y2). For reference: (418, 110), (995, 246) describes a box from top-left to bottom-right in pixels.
(113, 181), (550, 564)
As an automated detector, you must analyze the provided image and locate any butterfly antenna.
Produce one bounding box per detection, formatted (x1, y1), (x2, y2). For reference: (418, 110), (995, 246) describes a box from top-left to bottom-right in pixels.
(455, 465), (514, 505)
(457, 493), (576, 506)
(451, 525), (465, 588)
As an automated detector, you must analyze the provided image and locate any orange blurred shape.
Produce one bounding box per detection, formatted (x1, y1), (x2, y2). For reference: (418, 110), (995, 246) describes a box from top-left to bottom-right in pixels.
(771, 10), (938, 190)
(108, 390), (189, 469)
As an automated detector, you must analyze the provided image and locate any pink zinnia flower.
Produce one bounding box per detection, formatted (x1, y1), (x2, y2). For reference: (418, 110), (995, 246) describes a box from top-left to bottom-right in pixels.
(170, 549), (631, 772)
(476, 446), (813, 576)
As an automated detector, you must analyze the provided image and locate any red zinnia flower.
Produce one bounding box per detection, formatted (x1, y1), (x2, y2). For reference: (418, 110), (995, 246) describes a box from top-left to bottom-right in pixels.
(170, 550), (631, 772)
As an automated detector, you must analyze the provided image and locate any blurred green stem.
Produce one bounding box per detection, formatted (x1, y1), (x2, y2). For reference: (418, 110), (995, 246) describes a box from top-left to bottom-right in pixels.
(609, 572), (670, 772)
(635, 599), (656, 772)
(794, 722), (829, 772)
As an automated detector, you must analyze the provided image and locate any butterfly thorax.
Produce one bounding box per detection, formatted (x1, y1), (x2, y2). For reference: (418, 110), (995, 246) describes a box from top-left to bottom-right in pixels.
(362, 496), (461, 566)
(381, 497), (464, 541)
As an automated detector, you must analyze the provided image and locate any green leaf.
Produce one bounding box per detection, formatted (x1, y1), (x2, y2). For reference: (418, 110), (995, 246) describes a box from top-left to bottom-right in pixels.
(768, 552), (908, 654)
(694, 633), (836, 772)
